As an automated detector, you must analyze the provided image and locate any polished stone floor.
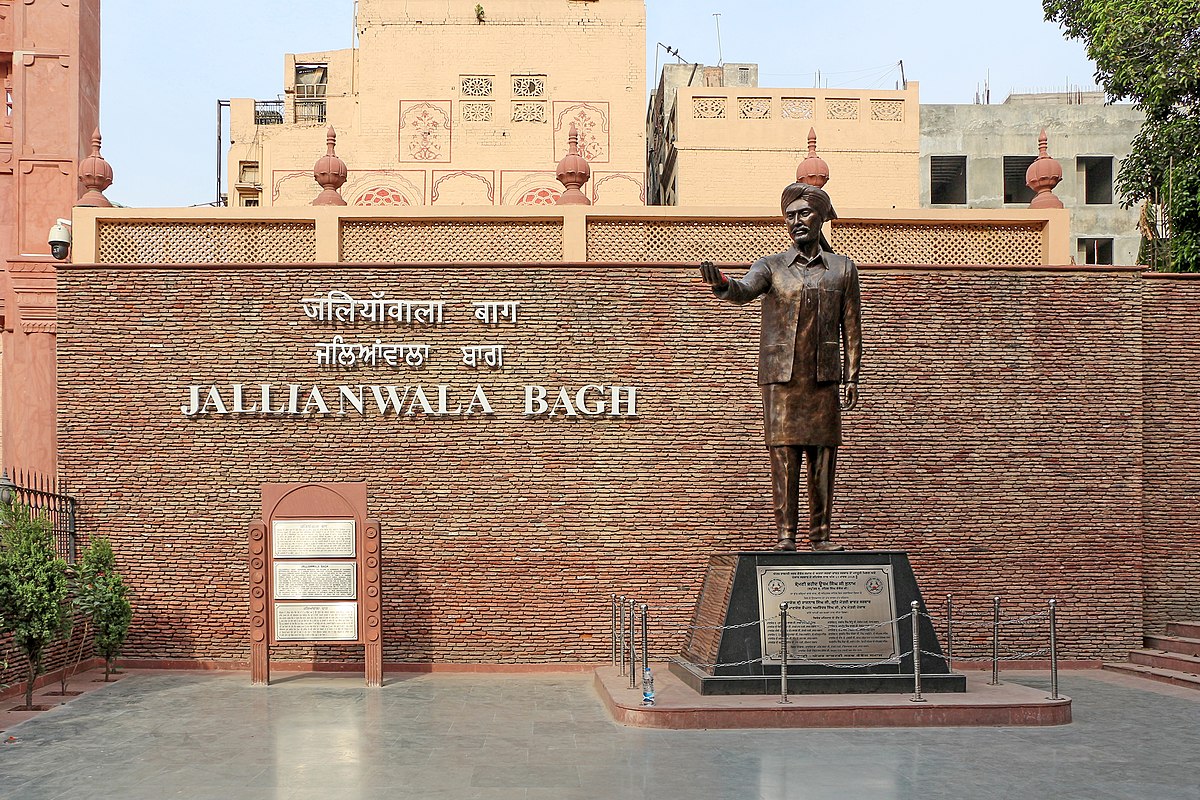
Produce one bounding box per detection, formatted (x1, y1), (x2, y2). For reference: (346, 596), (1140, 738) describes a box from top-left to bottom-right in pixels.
(0, 668), (1197, 800)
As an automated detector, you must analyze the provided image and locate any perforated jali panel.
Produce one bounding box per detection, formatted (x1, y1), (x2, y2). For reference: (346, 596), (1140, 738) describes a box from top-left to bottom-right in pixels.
(97, 222), (317, 264)
(341, 220), (563, 263)
(830, 222), (1044, 265)
(586, 220), (785, 263)
(587, 219), (1046, 265)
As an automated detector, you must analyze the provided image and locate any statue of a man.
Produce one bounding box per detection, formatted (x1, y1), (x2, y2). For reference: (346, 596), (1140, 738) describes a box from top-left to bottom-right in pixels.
(700, 183), (861, 551)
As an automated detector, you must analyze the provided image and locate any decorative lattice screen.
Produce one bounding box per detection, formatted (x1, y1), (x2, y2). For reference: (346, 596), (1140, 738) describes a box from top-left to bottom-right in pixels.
(587, 219), (1045, 266)
(831, 222), (1044, 265)
(586, 220), (785, 263)
(97, 222), (317, 264)
(341, 220), (563, 263)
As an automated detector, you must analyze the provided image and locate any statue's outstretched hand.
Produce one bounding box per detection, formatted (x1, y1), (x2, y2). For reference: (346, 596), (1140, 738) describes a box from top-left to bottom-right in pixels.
(699, 260), (729, 288)
(841, 383), (859, 411)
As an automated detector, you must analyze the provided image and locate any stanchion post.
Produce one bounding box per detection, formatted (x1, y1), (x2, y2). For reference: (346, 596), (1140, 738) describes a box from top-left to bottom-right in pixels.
(628, 599), (637, 690)
(617, 595), (626, 675)
(988, 595), (1001, 686)
(778, 602), (791, 705)
(611, 595), (618, 667)
(1048, 598), (1060, 700)
(640, 603), (649, 689)
(910, 600), (926, 703)
(946, 594), (954, 666)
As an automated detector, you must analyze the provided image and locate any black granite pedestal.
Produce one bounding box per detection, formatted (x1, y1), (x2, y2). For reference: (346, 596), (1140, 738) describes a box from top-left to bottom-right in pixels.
(670, 551), (966, 695)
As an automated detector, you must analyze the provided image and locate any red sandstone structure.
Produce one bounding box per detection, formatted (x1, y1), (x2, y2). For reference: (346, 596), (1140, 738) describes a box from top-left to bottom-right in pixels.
(312, 126), (348, 207)
(1026, 129), (1064, 210)
(555, 123), (591, 205)
(0, 0), (100, 476)
(796, 128), (830, 189)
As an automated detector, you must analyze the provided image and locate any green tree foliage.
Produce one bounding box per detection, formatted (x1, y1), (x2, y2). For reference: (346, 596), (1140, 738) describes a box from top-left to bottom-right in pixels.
(74, 536), (133, 681)
(1044, 0), (1200, 270)
(0, 504), (71, 708)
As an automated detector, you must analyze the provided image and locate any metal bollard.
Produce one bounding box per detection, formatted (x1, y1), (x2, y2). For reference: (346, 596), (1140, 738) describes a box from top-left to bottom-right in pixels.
(640, 604), (649, 691)
(617, 595), (626, 675)
(611, 595), (618, 667)
(628, 599), (638, 690)
(778, 602), (791, 705)
(910, 601), (926, 703)
(1048, 599), (1060, 700)
(946, 594), (954, 666)
(988, 596), (1001, 686)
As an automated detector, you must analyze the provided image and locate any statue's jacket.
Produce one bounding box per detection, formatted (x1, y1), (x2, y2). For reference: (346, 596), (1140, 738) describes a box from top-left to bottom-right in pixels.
(714, 248), (862, 386)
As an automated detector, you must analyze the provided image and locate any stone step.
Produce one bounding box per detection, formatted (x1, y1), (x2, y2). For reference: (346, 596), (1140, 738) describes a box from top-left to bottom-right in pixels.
(1144, 634), (1200, 658)
(1166, 622), (1200, 639)
(1129, 648), (1200, 674)
(1103, 661), (1200, 690)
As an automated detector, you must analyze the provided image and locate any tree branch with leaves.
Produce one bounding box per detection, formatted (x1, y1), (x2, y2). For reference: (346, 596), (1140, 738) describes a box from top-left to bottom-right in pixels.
(1044, 0), (1200, 269)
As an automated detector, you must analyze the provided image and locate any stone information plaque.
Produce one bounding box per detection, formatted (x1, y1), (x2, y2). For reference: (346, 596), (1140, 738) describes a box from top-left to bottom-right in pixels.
(757, 566), (899, 665)
(274, 601), (359, 641)
(272, 520), (356, 558)
(273, 562), (357, 601)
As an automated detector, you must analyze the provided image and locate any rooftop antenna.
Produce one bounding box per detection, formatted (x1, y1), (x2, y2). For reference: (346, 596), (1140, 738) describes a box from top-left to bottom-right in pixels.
(899, 59), (907, 89)
(713, 13), (723, 66)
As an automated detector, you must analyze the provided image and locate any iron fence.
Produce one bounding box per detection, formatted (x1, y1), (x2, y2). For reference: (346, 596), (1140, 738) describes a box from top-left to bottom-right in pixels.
(0, 469), (77, 562)
(254, 100), (285, 125)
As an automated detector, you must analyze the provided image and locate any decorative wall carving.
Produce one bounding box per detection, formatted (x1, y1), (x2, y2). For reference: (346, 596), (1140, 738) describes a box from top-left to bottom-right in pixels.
(501, 171), (560, 206)
(590, 172), (645, 205)
(511, 75), (545, 97)
(692, 97), (726, 119)
(461, 102), (493, 123)
(274, 170), (425, 207)
(871, 99), (904, 122)
(826, 98), (860, 120)
(553, 102), (609, 163)
(511, 102), (546, 123)
(399, 101), (452, 163)
(431, 170), (495, 205)
(781, 98), (815, 120)
(737, 98), (771, 119)
(459, 76), (493, 97)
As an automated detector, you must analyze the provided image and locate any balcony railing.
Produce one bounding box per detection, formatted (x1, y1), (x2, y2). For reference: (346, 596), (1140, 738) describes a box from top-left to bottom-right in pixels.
(254, 101), (284, 125)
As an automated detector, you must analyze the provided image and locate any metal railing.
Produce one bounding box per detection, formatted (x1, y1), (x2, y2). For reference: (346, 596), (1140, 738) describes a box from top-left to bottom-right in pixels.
(254, 100), (284, 125)
(295, 99), (327, 124)
(612, 593), (1064, 704)
(0, 469), (77, 562)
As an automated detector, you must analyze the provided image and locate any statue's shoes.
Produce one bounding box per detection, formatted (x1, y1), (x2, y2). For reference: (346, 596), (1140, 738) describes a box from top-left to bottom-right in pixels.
(811, 541), (845, 552)
(773, 538), (797, 551)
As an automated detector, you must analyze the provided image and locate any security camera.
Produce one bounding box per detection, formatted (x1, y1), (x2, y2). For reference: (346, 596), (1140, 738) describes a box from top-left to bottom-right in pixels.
(49, 218), (72, 261)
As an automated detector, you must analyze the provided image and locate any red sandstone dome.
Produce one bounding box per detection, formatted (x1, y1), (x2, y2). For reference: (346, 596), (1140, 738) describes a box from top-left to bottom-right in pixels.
(1026, 129), (1064, 210)
(313, 126), (349, 206)
(796, 127), (830, 188)
(555, 123), (592, 205)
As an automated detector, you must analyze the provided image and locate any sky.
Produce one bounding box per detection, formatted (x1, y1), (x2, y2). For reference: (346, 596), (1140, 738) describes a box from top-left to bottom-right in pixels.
(98, 0), (1099, 208)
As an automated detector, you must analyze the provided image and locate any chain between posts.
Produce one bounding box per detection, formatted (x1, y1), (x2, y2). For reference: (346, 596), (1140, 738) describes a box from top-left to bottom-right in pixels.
(609, 594), (1063, 694)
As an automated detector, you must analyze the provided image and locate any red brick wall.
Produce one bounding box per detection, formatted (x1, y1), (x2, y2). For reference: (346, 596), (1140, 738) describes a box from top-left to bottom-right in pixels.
(54, 263), (1150, 664)
(1141, 275), (1200, 634)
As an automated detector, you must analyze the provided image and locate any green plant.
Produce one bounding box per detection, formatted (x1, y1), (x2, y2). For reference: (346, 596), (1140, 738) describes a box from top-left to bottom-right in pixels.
(475, 3), (485, 22)
(1044, 0), (1200, 270)
(0, 503), (72, 708)
(74, 536), (132, 681)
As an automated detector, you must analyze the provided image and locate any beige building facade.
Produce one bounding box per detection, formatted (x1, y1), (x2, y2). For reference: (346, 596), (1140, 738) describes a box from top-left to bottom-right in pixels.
(227, 0), (647, 208)
(647, 63), (921, 208)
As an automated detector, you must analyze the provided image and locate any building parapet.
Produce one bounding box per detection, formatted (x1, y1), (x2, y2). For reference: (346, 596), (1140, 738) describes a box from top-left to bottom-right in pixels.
(71, 205), (1072, 267)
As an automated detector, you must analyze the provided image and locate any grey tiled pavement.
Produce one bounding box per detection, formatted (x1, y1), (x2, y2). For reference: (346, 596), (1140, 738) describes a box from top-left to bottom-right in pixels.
(1, 669), (1198, 800)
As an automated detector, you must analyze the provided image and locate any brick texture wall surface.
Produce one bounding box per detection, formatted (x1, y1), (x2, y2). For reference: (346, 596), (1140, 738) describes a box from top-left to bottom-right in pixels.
(54, 263), (1152, 665)
(1141, 276), (1200, 634)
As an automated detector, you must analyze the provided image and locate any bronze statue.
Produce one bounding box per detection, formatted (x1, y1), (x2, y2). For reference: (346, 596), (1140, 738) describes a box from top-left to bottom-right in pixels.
(700, 183), (861, 551)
